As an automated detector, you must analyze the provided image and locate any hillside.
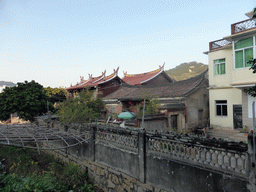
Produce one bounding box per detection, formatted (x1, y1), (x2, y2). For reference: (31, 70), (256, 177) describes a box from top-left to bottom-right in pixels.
(166, 61), (208, 81)
(0, 81), (16, 87)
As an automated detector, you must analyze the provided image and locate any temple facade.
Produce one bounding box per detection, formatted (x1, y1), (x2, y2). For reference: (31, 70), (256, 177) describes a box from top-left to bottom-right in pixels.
(104, 70), (209, 132)
(66, 67), (123, 98)
(66, 65), (209, 132)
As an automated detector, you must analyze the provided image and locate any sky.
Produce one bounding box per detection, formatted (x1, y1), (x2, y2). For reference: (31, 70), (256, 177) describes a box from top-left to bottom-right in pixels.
(0, 0), (255, 88)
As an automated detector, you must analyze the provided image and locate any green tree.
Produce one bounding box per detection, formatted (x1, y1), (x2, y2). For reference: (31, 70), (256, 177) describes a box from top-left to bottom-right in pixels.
(136, 97), (159, 117)
(56, 89), (105, 123)
(247, 8), (256, 97)
(0, 80), (52, 121)
(247, 58), (256, 97)
(253, 7), (256, 19)
(43, 86), (67, 103)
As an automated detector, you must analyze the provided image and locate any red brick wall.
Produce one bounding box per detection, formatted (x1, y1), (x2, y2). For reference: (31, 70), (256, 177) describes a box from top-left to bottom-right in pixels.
(106, 104), (123, 115)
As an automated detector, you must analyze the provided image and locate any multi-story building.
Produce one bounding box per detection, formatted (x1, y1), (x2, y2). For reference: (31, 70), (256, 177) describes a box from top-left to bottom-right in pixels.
(204, 11), (256, 130)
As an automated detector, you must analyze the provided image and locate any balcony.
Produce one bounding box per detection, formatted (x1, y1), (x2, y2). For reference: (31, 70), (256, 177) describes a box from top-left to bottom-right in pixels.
(209, 39), (231, 51)
(231, 19), (256, 35)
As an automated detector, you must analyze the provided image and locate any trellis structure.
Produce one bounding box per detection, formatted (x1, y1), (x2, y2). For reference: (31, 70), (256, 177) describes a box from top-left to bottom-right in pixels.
(0, 124), (89, 152)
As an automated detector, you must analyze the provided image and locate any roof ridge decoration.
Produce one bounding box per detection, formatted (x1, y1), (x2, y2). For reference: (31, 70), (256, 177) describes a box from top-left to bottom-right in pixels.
(76, 72), (104, 87)
(80, 76), (84, 82)
(92, 70), (106, 83)
(141, 63), (165, 84)
(123, 63), (164, 77)
(98, 67), (119, 85)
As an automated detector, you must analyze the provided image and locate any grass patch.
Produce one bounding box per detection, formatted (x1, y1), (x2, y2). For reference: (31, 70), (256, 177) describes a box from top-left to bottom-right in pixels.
(0, 146), (101, 192)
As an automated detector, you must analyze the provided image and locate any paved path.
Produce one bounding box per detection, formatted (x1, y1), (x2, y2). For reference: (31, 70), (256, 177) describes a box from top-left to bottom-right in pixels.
(205, 128), (248, 142)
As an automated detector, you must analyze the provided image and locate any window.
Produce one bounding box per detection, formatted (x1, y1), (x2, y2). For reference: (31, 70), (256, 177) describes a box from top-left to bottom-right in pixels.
(214, 59), (225, 75)
(216, 100), (227, 116)
(110, 107), (116, 114)
(234, 37), (254, 68)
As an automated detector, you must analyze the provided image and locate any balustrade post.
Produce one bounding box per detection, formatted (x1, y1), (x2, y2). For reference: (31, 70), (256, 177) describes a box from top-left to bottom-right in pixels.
(89, 125), (97, 161)
(247, 132), (256, 191)
(138, 129), (146, 183)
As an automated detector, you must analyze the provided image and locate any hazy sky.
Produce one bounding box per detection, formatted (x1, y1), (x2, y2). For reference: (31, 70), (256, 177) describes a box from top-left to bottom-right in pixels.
(0, 0), (255, 87)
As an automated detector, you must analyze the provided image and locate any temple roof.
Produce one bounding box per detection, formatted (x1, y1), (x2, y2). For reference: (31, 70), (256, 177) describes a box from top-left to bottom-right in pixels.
(104, 70), (208, 100)
(66, 68), (119, 91)
(122, 64), (172, 85)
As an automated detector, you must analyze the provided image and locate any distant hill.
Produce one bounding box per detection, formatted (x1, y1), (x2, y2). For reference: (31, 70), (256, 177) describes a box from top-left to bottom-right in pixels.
(166, 61), (208, 81)
(0, 81), (16, 87)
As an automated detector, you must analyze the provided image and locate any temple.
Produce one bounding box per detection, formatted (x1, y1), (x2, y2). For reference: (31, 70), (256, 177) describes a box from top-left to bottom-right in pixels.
(66, 67), (123, 98)
(104, 70), (209, 132)
(122, 64), (173, 85)
(66, 65), (209, 132)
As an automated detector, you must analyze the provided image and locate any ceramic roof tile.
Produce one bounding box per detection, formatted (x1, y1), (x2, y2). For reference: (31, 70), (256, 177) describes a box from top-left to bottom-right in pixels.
(66, 68), (119, 91)
(122, 65), (170, 85)
(104, 70), (208, 100)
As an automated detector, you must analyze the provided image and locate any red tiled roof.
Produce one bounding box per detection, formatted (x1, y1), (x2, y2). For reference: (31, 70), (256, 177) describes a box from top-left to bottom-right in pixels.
(122, 65), (171, 85)
(104, 70), (208, 100)
(66, 68), (119, 91)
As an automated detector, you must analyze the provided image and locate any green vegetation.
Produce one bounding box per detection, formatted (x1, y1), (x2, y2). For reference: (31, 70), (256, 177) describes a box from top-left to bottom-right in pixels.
(0, 146), (100, 192)
(57, 89), (105, 123)
(166, 61), (208, 81)
(0, 80), (53, 122)
(44, 86), (67, 103)
(247, 58), (256, 97)
(136, 97), (159, 117)
(247, 8), (256, 97)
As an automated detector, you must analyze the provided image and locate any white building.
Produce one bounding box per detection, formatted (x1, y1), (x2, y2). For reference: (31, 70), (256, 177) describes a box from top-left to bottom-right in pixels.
(204, 11), (256, 130)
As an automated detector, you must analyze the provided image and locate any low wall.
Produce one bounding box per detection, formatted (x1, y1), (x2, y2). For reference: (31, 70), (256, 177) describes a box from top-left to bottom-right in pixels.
(45, 123), (255, 192)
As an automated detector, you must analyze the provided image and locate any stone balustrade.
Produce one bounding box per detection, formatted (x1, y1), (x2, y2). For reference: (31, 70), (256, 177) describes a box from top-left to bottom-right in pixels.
(44, 123), (255, 191)
(96, 130), (138, 151)
(147, 136), (248, 177)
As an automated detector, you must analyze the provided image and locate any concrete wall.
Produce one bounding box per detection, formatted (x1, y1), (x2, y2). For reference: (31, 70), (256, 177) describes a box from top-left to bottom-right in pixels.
(138, 118), (168, 132)
(208, 41), (256, 130)
(242, 90), (256, 131)
(45, 123), (254, 192)
(186, 83), (209, 131)
(208, 48), (233, 87)
(208, 47), (242, 129)
(146, 155), (248, 192)
(209, 88), (242, 129)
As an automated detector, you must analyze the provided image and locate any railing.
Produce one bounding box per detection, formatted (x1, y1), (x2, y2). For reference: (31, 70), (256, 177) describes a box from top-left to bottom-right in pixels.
(96, 130), (138, 151)
(231, 19), (256, 35)
(147, 136), (248, 178)
(209, 39), (231, 51)
(53, 123), (252, 179)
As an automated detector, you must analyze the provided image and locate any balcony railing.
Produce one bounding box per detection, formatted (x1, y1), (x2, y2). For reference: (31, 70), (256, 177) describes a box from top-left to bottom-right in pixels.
(231, 19), (256, 35)
(209, 39), (231, 51)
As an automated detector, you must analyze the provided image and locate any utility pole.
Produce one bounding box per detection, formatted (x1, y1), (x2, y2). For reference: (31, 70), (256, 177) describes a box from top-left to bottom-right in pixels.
(252, 102), (255, 170)
(141, 99), (145, 129)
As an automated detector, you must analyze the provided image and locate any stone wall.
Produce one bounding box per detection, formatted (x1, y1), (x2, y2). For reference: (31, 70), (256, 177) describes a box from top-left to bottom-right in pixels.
(45, 123), (255, 192)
